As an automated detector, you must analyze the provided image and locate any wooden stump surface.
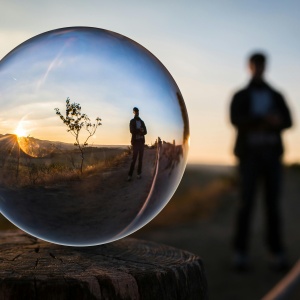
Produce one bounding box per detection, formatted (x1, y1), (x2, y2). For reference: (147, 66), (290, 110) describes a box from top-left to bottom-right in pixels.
(0, 230), (207, 300)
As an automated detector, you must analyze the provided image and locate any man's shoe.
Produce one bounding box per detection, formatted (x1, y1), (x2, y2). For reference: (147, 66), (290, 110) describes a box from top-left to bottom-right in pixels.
(137, 174), (141, 179)
(127, 176), (132, 181)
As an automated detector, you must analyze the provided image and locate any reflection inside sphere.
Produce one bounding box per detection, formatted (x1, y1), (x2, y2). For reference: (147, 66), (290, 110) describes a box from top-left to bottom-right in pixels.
(0, 27), (189, 246)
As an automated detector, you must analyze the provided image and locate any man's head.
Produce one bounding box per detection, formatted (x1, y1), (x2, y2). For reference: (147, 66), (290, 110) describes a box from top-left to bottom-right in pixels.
(248, 52), (267, 81)
(133, 107), (139, 117)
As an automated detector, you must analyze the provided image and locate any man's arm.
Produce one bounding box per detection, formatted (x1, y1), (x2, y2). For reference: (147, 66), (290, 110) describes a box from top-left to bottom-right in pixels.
(266, 92), (292, 131)
(142, 121), (147, 135)
(130, 119), (137, 134)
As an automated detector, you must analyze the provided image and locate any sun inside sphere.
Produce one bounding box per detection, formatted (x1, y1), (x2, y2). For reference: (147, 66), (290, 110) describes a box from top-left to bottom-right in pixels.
(15, 124), (28, 138)
(0, 27), (189, 246)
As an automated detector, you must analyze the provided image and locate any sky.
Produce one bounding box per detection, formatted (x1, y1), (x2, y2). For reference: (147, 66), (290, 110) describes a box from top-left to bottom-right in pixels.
(0, 28), (185, 149)
(0, 0), (299, 165)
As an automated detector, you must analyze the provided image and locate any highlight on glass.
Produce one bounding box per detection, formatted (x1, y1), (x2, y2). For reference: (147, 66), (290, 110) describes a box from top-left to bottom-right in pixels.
(0, 27), (189, 246)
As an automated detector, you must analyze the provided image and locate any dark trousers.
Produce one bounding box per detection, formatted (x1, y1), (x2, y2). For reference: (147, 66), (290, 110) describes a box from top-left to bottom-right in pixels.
(233, 151), (284, 254)
(128, 141), (144, 176)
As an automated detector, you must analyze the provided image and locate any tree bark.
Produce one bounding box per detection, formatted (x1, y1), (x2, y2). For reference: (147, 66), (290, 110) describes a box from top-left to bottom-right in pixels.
(0, 230), (207, 300)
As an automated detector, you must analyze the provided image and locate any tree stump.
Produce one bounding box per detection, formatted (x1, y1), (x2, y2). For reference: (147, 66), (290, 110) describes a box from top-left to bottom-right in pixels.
(0, 230), (208, 300)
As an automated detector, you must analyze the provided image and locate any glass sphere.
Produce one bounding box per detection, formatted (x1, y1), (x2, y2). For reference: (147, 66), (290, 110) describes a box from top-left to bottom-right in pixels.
(0, 27), (189, 246)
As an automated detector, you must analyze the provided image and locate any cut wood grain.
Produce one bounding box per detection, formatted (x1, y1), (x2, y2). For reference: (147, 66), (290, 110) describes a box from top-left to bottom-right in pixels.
(0, 230), (207, 300)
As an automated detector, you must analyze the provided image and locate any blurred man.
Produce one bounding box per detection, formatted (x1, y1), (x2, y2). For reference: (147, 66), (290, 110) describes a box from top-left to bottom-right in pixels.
(230, 52), (292, 271)
(128, 107), (147, 181)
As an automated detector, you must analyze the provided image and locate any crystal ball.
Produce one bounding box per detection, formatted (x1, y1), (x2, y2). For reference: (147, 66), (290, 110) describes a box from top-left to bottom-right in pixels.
(0, 27), (189, 246)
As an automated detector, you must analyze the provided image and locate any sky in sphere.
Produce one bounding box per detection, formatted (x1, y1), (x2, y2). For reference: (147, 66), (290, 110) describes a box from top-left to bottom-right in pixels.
(0, 0), (299, 165)
(0, 27), (184, 147)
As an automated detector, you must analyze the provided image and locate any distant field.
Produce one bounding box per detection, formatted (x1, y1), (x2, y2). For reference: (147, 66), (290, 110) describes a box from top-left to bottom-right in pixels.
(0, 143), (129, 187)
(141, 163), (237, 228)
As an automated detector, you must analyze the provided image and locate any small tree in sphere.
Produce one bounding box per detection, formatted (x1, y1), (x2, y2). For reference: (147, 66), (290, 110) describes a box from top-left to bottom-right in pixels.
(55, 98), (102, 175)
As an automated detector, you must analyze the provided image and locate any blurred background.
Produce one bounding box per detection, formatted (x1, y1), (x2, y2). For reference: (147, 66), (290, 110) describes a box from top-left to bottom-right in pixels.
(1, 1), (300, 299)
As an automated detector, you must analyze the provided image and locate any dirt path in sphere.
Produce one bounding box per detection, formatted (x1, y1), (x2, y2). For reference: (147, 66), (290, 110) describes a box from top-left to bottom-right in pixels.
(0, 148), (158, 244)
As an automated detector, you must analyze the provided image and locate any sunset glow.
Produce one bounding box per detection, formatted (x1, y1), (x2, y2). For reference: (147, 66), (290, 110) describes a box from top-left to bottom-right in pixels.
(14, 124), (28, 138)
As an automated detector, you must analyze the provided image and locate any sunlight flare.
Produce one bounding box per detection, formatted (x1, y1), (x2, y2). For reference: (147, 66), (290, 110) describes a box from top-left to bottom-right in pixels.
(14, 123), (28, 137)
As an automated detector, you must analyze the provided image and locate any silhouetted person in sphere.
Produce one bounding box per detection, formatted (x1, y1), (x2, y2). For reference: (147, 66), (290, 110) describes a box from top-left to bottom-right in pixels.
(230, 52), (292, 271)
(128, 107), (147, 181)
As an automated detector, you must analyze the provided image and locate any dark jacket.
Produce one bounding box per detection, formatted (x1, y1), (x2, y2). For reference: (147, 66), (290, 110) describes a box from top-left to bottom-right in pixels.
(230, 80), (292, 158)
(130, 117), (147, 145)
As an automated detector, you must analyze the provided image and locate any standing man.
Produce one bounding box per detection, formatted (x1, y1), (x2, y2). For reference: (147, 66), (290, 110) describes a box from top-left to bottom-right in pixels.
(230, 52), (292, 271)
(128, 107), (147, 181)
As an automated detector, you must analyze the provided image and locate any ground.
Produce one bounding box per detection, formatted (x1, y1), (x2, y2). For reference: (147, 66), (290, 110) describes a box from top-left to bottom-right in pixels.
(133, 165), (300, 299)
(1, 163), (299, 298)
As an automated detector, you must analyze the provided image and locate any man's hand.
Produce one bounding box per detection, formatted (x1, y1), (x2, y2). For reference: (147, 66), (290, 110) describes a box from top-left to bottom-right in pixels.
(265, 114), (282, 127)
